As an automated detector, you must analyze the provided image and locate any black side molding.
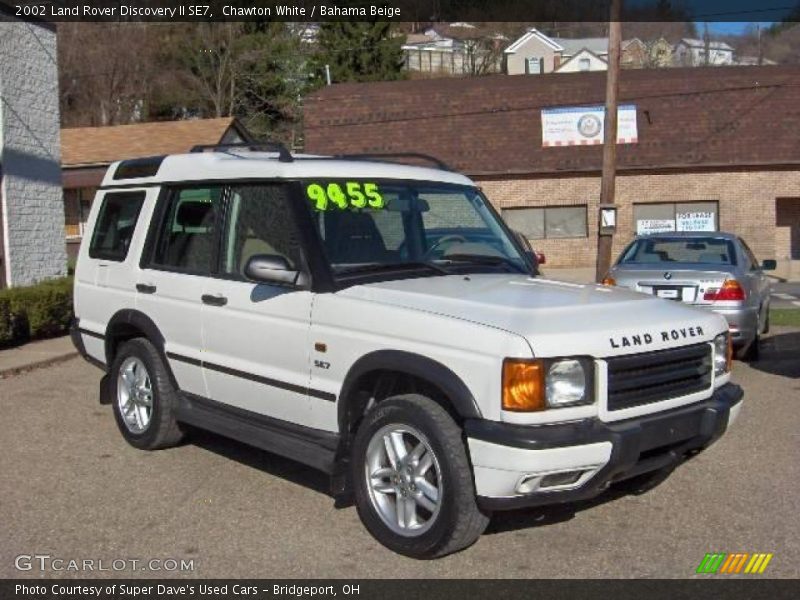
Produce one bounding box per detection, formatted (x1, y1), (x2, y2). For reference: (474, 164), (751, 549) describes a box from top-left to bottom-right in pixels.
(167, 351), (336, 403)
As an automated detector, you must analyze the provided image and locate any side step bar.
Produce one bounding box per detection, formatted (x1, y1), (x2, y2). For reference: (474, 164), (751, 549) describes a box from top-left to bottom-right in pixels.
(176, 392), (339, 474)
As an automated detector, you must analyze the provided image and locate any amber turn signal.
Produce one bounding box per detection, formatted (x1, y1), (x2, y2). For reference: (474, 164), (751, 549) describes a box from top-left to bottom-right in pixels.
(502, 359), (545, 412)
(601, 276), (616, 286)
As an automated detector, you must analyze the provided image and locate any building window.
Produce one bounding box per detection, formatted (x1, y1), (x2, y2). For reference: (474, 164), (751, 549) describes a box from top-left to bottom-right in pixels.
(579, 58), (591, 71)
(64, 187), (97, 238)
(525, 57), (542, 74)
(502, 205), (588, 239)
(633, 201), (718, 235)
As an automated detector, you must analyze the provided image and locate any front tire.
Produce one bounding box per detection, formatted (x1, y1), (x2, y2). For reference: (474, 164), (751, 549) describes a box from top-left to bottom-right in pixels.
(110, 338), (185, 450)
(351, 394), (489, 558)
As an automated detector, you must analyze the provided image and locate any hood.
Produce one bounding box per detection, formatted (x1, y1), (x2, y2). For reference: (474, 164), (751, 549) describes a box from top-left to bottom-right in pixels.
(339, 274), (728, 358)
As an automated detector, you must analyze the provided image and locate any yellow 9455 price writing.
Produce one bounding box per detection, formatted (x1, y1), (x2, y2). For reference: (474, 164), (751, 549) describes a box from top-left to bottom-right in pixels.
(306, 182), (384, 211)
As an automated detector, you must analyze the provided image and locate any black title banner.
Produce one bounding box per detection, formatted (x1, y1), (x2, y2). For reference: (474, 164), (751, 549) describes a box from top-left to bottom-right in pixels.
(2, 0), (799, 22)
(3, 579), (800, 600)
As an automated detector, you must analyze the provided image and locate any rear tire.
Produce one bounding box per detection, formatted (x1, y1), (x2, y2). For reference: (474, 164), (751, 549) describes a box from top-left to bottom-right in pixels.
(110, 338), (185, 450)
(351, 394), (489, 558)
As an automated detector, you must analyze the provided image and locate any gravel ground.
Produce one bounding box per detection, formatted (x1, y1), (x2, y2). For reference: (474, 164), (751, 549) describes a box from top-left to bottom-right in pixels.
(1, 327), (798, 579)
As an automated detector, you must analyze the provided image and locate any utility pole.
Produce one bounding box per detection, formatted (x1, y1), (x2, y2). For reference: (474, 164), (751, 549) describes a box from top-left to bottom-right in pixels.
(757, 23), (763, 66)
(703, 22), (711, 66)
(594, 0), (622, 282)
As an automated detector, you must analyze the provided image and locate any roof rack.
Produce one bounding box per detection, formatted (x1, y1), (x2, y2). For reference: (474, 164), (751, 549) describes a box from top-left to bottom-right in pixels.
(190, 142), (293, 163)
(332, 153), (452, 171)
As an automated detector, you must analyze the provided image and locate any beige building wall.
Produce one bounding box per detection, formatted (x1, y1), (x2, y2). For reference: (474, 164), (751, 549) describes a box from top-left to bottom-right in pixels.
(505, 38), (560, 75)
(478, 169), (800, 273)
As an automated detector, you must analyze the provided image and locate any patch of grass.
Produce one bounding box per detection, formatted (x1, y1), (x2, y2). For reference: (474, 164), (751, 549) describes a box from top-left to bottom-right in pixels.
(770, 309), (800, 327)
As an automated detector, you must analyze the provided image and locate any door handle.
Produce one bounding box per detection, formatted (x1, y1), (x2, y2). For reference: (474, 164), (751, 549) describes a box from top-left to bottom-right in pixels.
(136, 283), (157, 294)
(201, 294), (228, 307)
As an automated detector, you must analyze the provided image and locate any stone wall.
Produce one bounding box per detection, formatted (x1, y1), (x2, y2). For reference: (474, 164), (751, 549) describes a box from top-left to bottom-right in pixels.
(0, 21), (66, 287)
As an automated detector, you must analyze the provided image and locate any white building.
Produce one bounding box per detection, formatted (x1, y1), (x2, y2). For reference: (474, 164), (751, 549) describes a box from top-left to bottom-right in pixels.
(503, 28), (647, 75)
(674, 38), (735, 66)
(0, 16), (67, 287)
(402, 23), (503, 75)
(554, 48), (608, 73)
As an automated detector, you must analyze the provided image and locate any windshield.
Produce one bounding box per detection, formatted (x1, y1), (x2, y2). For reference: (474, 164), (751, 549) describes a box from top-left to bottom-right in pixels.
(304, 180), (527, 276)
(619, 237), (738, 266)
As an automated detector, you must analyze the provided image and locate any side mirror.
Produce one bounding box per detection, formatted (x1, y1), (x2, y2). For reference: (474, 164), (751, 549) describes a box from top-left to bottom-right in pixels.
(512, 230), (540, 275)
(761, 259), (777, 271)
(244, 254), (301, 285)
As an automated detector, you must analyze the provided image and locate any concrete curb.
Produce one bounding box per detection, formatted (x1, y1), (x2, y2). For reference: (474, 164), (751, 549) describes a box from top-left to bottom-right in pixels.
(0, 351), (79, 380)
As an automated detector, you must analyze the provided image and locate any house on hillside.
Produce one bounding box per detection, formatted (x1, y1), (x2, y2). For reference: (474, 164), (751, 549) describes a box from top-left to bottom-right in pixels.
(304, 66), (800, 277)
(402, 23), (504, 76)
(503, 28), (660, 75)
(0, 14), (66, 288)
(674, 38), (735, 66)
(554, 48), (608, 73)
(61, 117), (252, 257)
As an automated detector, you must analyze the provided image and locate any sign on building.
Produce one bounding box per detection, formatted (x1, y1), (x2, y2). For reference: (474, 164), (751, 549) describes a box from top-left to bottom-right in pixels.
(636, 219), (676, 235)
(541, 104), (638, 147)
(676, 211), (716, 232)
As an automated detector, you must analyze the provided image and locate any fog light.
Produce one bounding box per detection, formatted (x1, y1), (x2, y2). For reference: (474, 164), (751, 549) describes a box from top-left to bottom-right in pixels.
(540, 470), (585, 488)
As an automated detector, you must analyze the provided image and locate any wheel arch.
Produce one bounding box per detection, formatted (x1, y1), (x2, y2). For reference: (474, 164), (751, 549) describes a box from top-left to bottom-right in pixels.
(337, 350), (482, 443)
(104, 309), (177, 388)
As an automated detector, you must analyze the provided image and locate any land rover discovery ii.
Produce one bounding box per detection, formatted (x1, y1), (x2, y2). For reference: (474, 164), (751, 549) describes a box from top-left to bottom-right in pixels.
(72, 144), (743, 558)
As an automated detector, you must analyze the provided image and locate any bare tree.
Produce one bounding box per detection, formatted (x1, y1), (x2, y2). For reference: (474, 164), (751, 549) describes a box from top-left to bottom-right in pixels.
(58, 23), (163, 126)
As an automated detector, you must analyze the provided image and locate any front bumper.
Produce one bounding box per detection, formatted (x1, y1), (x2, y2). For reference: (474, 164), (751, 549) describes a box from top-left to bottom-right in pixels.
(466, 383), (743, 511)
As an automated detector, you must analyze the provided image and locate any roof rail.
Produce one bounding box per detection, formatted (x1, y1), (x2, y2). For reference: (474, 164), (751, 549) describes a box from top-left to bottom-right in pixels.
(332, 153), (452, 171)
(190, 142), (293, 163)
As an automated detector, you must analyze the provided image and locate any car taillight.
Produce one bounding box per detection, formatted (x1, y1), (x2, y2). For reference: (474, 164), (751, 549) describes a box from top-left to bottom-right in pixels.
(704, 280), (746, 301)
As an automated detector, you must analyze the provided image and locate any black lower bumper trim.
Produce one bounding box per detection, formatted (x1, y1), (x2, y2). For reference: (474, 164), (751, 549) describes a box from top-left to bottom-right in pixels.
(469, 383), (743, 511)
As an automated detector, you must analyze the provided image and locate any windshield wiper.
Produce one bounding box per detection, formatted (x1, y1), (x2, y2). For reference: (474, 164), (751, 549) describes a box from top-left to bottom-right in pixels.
(442, 253), (527, 274)
(337, 261), (451, 276)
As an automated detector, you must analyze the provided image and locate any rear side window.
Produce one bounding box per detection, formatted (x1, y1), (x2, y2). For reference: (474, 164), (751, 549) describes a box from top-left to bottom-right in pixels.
(148, 187), (223, 274)
(89, 192), (146, 261)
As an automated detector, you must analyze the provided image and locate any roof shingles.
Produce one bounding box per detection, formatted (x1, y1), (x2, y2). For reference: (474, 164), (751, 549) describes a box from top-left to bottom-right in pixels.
(304, 65), (800, 176)
(61, 117), (239, 167)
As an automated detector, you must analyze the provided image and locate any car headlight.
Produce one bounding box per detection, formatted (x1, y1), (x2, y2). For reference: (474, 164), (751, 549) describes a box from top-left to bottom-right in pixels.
(502, 357), (593, 411)
(546, 359), (588, 407)
(714, 332), (732, 376)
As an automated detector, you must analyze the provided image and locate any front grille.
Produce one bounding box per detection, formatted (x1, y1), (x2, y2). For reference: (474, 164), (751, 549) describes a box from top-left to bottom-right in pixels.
(606, 343), (712, 411)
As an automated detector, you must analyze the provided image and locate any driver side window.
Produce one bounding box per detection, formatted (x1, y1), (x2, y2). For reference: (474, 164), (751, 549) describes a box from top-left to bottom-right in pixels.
(221, 184), (302, 279)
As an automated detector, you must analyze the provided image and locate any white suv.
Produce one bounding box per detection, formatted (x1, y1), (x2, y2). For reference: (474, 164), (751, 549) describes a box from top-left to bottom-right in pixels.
(72, 144), (743, 558)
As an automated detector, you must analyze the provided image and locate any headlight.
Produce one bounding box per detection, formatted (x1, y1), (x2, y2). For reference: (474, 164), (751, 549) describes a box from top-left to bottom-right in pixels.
(502, 357), (593, 411)
(546, 359), (588, 406)
(714, 332), (732, 376)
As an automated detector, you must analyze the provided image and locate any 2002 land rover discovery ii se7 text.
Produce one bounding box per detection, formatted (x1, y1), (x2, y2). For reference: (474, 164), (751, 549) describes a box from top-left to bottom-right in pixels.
(72, 144), (743, 558)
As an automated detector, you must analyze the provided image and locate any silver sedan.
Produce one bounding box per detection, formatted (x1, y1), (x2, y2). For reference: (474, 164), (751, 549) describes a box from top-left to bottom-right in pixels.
(604, 232), (776, 360)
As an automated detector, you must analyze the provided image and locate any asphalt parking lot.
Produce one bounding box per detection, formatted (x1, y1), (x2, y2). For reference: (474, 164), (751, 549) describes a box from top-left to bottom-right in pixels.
(2, 327), (799, 579)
